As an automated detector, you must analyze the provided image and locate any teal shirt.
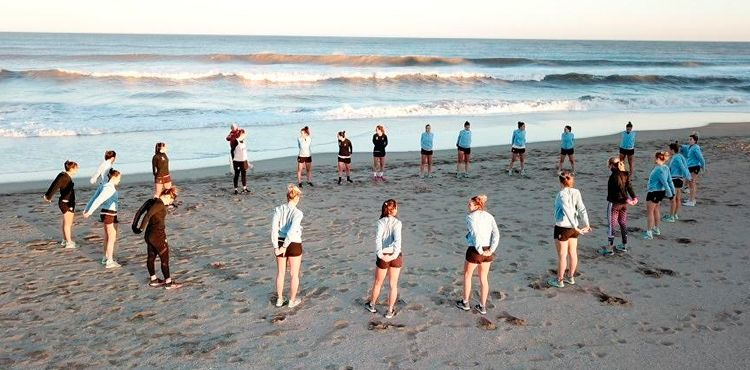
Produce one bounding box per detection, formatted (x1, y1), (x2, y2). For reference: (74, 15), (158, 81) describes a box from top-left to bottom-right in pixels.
(561, 132), (575, 149)
(511, 129), (526, 148)
(620, 131), (636, 149)
(421, 132), (434, 151)
(647, 165), (675, 197)
(456, 129), (471, 148)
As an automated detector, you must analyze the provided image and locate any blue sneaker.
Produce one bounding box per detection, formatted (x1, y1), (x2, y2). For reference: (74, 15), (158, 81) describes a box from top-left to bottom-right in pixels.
(642, 231), (654, 240)
(614, 244), (628, 252)
(598, 247), (614, 256)
(547, 277), (564, 288)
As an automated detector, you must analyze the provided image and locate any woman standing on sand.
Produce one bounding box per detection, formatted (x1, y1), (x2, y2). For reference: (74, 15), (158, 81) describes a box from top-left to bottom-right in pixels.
(548, 171), (591, 288)
(680, 133), (706, 207)
(507, 121), (527, 176)
(271, 184), (304, 308)
(420, 124), (434, 178)
(559, 125), (575, 173)
(365, 199), (403, 319)
(296, 126), (313, 188)
(152, 142), (172, 198)
(135, 187), (182, 289)
(372, 125), (388, 181)
(598, 157), (637, 256)
(232, 129), (251, 194)
(456, 121), (472, 178)
(337, 131), (353, 185)
(457, 195), (499, 315)
(642, 151), (675, 240)
(83, 168), (122, 268)
(664, 142), (691, 222)
(90, 150), (116, 187)
(43, 160), (79, 249)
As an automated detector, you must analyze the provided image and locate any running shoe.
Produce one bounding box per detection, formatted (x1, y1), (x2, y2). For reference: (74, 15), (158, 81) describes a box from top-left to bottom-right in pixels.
(597, 247), (614, 256)
(564, 276), (576, 285)
(242, 187), (250, 193)
(507, 169), (513, 176)
(547, 277), (564, 288)
(456, 173), (461, 179)
(60, 240), (67, 246)
(427, 173), (434, 178)
(100, 257), (107, 265)
(275, 297), (285, 307)
(346, 177), (353, 183)
(674, 214), (680, 221)
(364, 302), (377, 313)
(298, 182), (303, 188)
(474, 304), (487, 315)
(288, 298), (302, 308)
(614, 244), (628, 252)
(105, 259), (121, 269)
(456, 300), (471, 311)
(64, 241), (77, 249)
(652, 227), (661, 236)
(462, 173), (470, 178)
(380, 177), (388, 182)
(306, 182), (314, 187)
(338, 178), (342, 185)
(642, 231), (654, 240)
(234, 189), (239, 195)
(520, 169), (526, 177)
(384, 309), (396, 319)
(662, 215), (675, 223)
(164, 281), (183, 290)
(148, 278), (165, 287)
(683, 200), (696, 207)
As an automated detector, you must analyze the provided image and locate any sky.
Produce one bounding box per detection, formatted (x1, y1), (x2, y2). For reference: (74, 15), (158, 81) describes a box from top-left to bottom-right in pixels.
(1, 0), (748, 41)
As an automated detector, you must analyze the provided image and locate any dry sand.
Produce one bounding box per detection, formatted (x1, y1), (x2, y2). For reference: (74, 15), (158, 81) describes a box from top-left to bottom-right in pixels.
(1, 122), (749, 369)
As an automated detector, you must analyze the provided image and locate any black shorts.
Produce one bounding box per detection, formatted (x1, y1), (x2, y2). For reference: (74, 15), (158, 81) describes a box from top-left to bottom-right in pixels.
(58, 201), (74, 214)
(337, 157), (351, 164)
(373, 151), (386, 158)
(646, 191), (667, 203)
(465, 247), (494, 264)
(554, 226), (579, 241)
(155, 174), (172, 184)
(688, 166), (701, 175)
(376, 253), (404, 269)
(672, 178), (684, 189)
(297, 156), (312, 164)
(421, 149), (433, 156)
(100, 213), (118, 224)
(457, 146), (471, 155)
(511, 147), (526, 154)
(619, 148), (635, 156)
(277, 240), (303, 257)
(560, 148), (574, 155)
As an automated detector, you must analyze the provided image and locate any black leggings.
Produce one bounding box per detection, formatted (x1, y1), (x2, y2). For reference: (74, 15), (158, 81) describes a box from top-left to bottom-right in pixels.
(146, 233), (170, 279)
(233, 161), (247, 188)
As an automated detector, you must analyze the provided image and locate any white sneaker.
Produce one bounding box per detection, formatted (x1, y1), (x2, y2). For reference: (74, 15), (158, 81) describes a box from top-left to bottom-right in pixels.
(64, 241), (77, 249)
(105, 259), (121, 269)
(683, 200), (696, 207)
(288, 298), (302, 308)
(60, 240), (67, 247)
(275, 297), (285, 307)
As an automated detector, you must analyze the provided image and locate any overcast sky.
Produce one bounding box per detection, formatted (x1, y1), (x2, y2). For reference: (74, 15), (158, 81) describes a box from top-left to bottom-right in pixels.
(2, 0), (748, 41)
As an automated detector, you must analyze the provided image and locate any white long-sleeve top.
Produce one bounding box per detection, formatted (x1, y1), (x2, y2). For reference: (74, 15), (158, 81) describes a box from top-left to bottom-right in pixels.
(465, 210), (500, 254)
(89, 159), (113, 185)
(375, 216), (402, 259)
(298, 136), (311, 157)
(233, 140), (248, 162)
(271, 202), (303, 249)
(554, 187), (590, 229)
(83, 181), (119, 216)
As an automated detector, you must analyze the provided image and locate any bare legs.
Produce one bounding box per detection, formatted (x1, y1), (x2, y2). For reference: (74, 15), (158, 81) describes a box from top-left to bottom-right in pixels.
(369, 267), (401, 312)
(373, 157), (386, 178)
(420, 154), (433, 177)
(275, 255), (302, 302)
(62, 211), (74, 243)
(456, 151), (470, 175)
(559, 154), (576, 172)
(103, 222), (117, 260)
(646, 201), (660, 231)
(670, 188), (682, 217)
(555, 238), (578, 283)
(153, 181), (172, 198)
(462, 261), (491, 307)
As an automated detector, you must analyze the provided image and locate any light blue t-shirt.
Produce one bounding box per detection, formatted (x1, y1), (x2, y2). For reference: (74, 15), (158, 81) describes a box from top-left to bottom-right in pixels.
(669, 153), (692, 180)
(511, 129), (526, 148)
(620, 130), (636, 149)
(421, 132), (434, 151)
(647, 165), (675, 197)
(561, 132), (575, 149)
(456, 129), (471, 148)
(681, 144), (706, 168)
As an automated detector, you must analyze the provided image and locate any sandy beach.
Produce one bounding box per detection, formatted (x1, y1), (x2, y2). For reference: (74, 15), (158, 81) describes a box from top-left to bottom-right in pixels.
(1, 122), (749, 369)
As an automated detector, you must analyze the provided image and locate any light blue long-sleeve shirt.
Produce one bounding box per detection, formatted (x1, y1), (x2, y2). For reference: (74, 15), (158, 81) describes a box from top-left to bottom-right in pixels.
(375, 216), (402, 259)
(456, 129), (471, 148)
(561, 132), (575, 149)
(647, 165), (675, 197)
(511, 129), (526, 148)
(271, 203), (303, 249)
(554, 188), (590, 229)
(669, 153), (692, 181)
(420, 132), (434, 151)
(620, 131), (636, 149)
(465, 210), (500, 254)
(84, 181), (119, 215)
(681, 144), (706, 168)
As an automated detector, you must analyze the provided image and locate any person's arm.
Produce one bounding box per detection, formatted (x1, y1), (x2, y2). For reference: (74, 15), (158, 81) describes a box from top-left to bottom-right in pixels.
(90, 160), (107, 184)
(282, 210), (303, 249)
(383, 135), (388, 148)
(389, 221), (402, 257)
(84, 186), (115, 216)
(139, 202), (157, 231)
(375, 220), (385, 259)
(372, 135), (377, 146)
(44, 173), (65, 201)
(152, 156), (158, 176)
(625, 177), (637, 199)
(681, 157), (692, 181)
(466, 215), (481, 253)
(271, 208), (281, 249)
(488, 216), (500, 255)
(456, 132), (461, 147)
(662, 167), (674, 198)
(571, 134), (575, 148)
(696, 146), (706, 170)
(575, 191), (590, 229)
(560, 191), (579, 228)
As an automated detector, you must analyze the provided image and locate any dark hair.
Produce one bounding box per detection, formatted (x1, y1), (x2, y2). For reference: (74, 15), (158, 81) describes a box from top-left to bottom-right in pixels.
(464, 121), (470, 127)
(64, 160), (78, 172)
(565, 125), (572, 132)
(380, 199), (398, 219)
(425, 124), (431, 129)
(689, 134), (699, 143)
(655, 151), (669, 161)
(626, 121), (633, 128)
(107, 168), (120, 179)
(558, 170), (575, 187)
(155, 142), (166, 155)
(669, 143), (680, 153)
(161, 187), (178, 200)
(337, 130), (346, 138)
(376, 125), (386, 135)
(517, 121), (525, 129)
(104, 150), (116, 160)
(301, 126), (310, 135)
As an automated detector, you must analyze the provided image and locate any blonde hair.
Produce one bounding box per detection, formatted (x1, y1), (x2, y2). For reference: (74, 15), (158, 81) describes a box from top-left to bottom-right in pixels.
(470, 195), (488, 210)
(286, 184), (302, 201)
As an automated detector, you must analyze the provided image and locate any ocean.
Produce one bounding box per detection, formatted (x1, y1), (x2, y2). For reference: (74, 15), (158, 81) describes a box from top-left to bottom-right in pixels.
(1, 33), (749, 183)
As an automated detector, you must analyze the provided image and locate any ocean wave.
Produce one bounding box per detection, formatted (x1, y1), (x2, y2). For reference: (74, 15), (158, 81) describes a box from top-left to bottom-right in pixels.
(542, 73), (744, 85)
(0, 52), (713, 68)
(129, 90), (191, 99)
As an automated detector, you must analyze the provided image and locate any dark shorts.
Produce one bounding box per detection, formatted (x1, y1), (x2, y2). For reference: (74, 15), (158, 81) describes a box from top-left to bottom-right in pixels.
(373, 151), (386, 158)
(457, 146), (471, 155)
(511, 147), (526, 154)
(100, 213), (118, 224)
(421, 149), (433, 156)
(233, 160), (249, 171)
(277, 240), (303, 257)
(465, 247), (494, 264)
(619, 148), (635, 156)
(554, 226), (579, 241)
(646, 191), (667, 203)
(337, 157), (351, 164)
(672, 178), (684, 189)
(376, 253), (404, 269)
(688, 166), (701, 175)
(58, 201), (74, 214)
(560, 148), (574, 155)
(297, 156), (312, 164)
(155, 174), (172, 184)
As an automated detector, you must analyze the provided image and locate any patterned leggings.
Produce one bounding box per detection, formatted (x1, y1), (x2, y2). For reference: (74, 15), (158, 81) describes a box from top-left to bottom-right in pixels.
(607, 202), (628, 245)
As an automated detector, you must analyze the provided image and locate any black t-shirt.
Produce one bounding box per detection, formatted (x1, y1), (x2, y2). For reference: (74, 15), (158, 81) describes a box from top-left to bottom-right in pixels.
(338, 139), (353, 157)
(45, 172), (75, 204)
(372, 134), (388, 153)
(152, 153), (170, 177)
